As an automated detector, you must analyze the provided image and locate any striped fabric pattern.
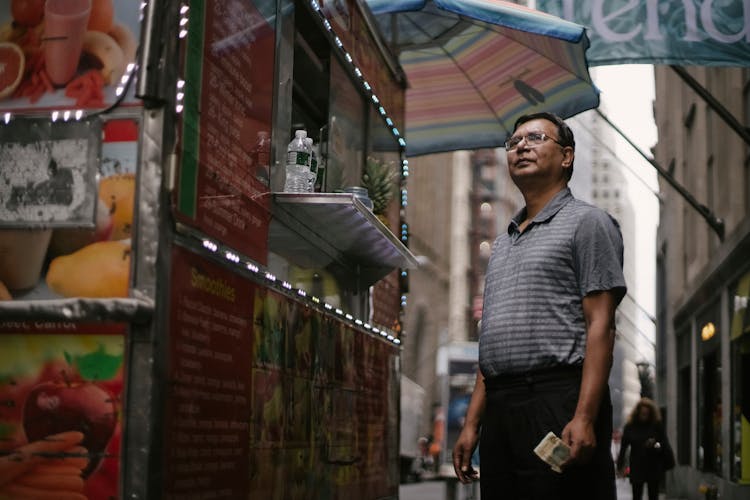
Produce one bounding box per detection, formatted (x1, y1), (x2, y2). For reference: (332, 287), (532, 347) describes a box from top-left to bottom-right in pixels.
(478, 189), (626, 378)
(365, 0), (599, 157)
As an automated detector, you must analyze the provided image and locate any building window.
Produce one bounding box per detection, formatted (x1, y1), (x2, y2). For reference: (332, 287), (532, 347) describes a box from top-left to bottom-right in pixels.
(697, 300), (722, 475)
(684, 102), (697, 129)
(730, 270), (750, 482)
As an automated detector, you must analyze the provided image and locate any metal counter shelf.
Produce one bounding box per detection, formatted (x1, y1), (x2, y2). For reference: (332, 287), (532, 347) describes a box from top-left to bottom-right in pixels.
(269, 193), (418, 289)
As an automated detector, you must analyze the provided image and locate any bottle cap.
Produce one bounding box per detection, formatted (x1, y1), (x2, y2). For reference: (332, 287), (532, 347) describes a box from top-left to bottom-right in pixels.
(295, 130), (307, 138)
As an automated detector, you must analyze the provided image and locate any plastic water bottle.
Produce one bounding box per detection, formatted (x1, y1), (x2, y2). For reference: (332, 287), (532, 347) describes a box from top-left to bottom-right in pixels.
(284, 130), (312, 193)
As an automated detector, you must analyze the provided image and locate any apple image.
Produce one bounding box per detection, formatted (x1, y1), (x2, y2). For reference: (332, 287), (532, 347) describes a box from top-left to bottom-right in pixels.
(84, 422), (121, 499)
(23, 379), (118, 476)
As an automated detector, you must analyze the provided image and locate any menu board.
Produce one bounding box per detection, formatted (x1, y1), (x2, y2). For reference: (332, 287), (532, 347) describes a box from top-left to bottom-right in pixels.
(0, 0), (141, 113)
(0, 321), (126, 500)
(176, 0), (276, 264)
(164, 246), (254, 498)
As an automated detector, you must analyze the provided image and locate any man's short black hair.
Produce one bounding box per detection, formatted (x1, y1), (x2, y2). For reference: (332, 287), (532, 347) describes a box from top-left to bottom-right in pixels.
(512, 112), (576, 179)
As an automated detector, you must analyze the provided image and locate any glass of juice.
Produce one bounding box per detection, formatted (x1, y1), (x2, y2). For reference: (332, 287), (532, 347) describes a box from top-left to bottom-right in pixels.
(44, 0), (92, 86)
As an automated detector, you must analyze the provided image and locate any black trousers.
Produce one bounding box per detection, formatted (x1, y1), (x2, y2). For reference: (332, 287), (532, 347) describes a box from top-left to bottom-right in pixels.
(479, 366), (616, 500)
(632, 479), (660, 500)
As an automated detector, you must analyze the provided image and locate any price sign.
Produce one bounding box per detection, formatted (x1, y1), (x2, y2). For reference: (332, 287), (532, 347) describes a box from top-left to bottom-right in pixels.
(0, 119), (99, 228)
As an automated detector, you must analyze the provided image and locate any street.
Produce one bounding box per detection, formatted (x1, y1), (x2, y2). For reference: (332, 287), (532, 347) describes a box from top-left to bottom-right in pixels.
(399, 477), (668, 500)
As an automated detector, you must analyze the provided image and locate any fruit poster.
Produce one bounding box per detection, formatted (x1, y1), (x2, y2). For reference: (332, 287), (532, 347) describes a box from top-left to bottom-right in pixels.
(176, 0), (275, 264)
(0, 118), (137, 301)
(0, 323), (125, 499)
(163, 245), (399, 498)
(249, 287), (400, 499)
(0, 0), (141, 113)
(164, 245), (255, 498)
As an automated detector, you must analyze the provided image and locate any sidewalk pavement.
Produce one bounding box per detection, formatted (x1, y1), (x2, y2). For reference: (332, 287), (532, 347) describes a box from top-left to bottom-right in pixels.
(398, 478), (688, 500)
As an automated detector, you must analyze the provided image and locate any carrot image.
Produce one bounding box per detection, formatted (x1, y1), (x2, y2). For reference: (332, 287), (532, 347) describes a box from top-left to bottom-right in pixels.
(64, 69), (105, 107)
(32, 445), (89, 470)
(16, 471), (85, 491)
(0, 483), (86, 499)
(0, 431), (84, 484)
(28, 464), (85, 476)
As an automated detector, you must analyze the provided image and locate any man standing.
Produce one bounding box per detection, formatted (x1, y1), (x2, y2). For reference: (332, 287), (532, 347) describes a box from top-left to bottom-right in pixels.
(452, 112), (626, 500)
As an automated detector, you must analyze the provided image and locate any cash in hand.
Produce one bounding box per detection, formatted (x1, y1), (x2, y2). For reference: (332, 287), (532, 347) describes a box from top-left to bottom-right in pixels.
(533, 432), (571, 473)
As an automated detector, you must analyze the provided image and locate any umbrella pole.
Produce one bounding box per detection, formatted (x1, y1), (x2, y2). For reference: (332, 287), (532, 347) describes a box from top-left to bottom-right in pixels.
(594, 108), (725, 241)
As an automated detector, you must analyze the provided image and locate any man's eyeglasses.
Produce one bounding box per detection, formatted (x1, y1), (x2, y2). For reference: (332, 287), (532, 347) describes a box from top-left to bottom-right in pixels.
(504, 132), (564, 152)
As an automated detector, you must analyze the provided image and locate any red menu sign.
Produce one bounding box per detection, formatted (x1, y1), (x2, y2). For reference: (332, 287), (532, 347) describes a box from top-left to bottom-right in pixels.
(176, 1), (275, 264)
(164, 246), (254, 498)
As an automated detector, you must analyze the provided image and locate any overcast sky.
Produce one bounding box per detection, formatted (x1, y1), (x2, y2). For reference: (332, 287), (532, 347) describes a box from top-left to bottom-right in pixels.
(593, 64), (660, 318)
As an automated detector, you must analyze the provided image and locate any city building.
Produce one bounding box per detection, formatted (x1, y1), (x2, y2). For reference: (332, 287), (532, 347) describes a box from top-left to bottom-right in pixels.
(400, 152), (468, 446)
(653, 66), (750, 499)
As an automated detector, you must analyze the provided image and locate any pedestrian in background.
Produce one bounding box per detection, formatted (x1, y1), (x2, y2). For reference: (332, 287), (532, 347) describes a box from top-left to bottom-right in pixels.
(617, 397), (675, 500)
(451, 112), (626, 499)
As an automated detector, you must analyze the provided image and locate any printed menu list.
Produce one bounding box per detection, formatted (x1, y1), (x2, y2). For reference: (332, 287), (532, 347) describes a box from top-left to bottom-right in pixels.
(165, 246), (254, 499)
(177, 0), (275, 264)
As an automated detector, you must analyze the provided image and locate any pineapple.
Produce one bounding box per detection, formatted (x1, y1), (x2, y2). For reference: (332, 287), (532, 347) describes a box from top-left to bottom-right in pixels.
(361, 157), (399, 215)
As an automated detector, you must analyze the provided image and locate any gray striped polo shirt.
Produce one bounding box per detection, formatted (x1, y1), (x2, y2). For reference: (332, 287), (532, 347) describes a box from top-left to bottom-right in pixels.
(478, 188), (626, 377)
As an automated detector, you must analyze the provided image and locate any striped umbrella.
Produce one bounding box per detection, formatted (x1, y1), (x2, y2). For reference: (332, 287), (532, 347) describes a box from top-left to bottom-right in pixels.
(366, 0), (599, 157)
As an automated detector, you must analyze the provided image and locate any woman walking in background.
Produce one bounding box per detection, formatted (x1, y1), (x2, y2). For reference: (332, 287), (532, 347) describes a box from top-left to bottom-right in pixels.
(617, 398), (675, 500)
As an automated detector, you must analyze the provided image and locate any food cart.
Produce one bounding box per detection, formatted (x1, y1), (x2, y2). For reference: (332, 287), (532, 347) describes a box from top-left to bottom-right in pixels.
(0, 0), (415, 498)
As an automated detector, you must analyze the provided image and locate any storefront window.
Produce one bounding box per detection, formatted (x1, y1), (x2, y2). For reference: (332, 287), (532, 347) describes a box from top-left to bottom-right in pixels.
(730, 270), (750, 483)
(697, 300), (722, 475)
(677, 325), (691, 465)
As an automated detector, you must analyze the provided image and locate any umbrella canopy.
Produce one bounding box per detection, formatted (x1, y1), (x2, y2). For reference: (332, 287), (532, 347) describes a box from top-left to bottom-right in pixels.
(366, 0), (600, 157)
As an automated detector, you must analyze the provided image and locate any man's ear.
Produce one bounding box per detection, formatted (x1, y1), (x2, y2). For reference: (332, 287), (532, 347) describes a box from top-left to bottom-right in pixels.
(561, 147), (574, 168)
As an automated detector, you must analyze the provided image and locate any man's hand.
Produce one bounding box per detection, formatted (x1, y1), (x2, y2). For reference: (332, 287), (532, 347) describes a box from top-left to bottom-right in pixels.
(452, 368), (485, 483)
(561, 415), (597, 466)
(452, 426), (480, 483)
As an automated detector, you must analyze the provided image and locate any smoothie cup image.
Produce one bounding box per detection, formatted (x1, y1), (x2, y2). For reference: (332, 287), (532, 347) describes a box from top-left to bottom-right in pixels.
(0, 228), (52, 290)
(43, 0), (92, 86)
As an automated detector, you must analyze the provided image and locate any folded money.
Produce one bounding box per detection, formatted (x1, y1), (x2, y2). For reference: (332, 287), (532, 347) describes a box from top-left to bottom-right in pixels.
(533, 432), (571, 473)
